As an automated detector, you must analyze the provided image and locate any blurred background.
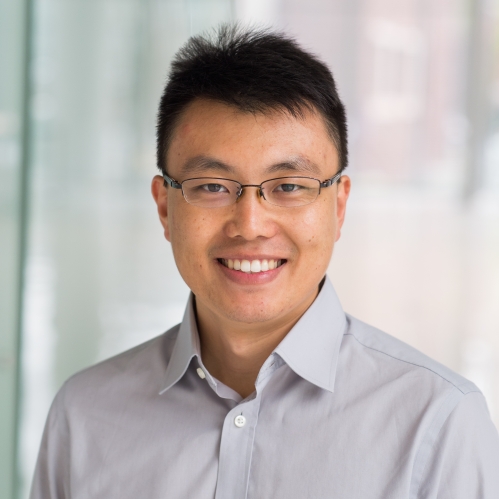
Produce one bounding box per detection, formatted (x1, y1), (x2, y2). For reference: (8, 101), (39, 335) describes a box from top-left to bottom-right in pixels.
(1, 0), (499, 497)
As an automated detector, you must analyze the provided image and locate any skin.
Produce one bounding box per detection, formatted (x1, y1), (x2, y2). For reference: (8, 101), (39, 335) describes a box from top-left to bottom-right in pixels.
(152, 98), (350, 398)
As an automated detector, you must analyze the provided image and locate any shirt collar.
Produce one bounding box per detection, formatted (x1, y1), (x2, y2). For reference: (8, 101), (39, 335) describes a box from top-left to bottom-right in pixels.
(160, 293), (200, 394)
(160, 275), (346, 394)
(274, 276), (346, 392)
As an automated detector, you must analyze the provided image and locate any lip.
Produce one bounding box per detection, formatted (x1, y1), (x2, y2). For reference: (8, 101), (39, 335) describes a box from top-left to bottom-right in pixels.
(215, 258), (286, 285)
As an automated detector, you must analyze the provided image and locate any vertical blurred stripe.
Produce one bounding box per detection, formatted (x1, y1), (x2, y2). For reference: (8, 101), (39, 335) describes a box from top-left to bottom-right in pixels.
(0, 0), (33, 496)
(463, 0), (497, 199)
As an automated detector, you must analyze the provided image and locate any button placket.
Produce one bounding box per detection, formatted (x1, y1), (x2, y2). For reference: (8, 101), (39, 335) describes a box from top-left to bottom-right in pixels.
(215, 396), (261, 499)
(214, 355), (280, 499)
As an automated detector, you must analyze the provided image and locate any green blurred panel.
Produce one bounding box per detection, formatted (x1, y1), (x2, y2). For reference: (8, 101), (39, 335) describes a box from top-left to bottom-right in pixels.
(0, 0), (30, 496)
(23, 0), (233, 389)
(18, 1), (233, 497)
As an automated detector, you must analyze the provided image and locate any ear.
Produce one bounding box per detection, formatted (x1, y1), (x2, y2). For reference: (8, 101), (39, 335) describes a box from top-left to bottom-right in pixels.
(151, 175), (171, 242)
(335, 175), (350, 242)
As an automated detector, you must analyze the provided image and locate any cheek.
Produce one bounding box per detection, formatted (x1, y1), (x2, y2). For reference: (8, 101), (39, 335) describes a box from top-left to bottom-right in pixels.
(169, 206), (217, 272)
(169, 205), (196, 260)
(285, 199), (335, 279)
(290, 197), (336, 249)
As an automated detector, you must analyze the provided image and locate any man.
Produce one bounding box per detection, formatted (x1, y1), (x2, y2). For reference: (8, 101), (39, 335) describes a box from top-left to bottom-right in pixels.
(31, 25), (499, 499)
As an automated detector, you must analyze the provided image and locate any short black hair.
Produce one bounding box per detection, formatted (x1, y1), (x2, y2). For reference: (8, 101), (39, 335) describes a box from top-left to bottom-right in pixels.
(156, 24), (348, 174)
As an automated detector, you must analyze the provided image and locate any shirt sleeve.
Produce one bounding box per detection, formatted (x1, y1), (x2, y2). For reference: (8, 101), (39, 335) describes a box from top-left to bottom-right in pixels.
(417, 391), (499, 499)
(30, 385), (71, 499)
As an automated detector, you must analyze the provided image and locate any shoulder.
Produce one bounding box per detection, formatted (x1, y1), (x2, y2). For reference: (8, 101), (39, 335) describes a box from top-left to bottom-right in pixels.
(343, 313), (479, 395)
(58, 324), (180, 408)
(338, 314), (486, 449)
(340, 315), (499, 495)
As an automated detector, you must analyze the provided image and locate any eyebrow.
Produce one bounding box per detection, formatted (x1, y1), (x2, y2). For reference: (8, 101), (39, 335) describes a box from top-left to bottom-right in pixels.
(181, 156), (236, 176)
(180, 155), (322, 178)
(264, 157), (322, 176)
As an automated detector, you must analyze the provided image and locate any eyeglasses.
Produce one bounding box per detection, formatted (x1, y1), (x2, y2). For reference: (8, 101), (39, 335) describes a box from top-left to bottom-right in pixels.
(162, 172), (342, 208)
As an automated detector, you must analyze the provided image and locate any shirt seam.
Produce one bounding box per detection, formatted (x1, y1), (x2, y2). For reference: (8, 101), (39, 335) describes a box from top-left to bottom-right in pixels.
(244, 397), (262, 499)
(345, 332), (479, 394)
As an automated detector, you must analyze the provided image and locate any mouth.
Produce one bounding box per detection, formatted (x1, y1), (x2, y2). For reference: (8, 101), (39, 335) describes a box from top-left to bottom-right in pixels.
(217, 258), (286, 273)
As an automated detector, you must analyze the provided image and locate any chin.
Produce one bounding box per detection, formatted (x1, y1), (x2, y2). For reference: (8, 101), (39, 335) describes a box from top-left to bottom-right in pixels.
(218, 300), (284, 324)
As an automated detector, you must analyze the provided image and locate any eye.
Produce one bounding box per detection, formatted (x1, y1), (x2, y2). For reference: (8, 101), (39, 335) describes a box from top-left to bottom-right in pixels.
(201, 183), (229, 193)
(275, 183), (301, 193)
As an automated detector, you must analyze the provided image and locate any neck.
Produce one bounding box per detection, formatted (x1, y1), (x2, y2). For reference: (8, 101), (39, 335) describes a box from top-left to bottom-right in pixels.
(195, 289), (318, 399)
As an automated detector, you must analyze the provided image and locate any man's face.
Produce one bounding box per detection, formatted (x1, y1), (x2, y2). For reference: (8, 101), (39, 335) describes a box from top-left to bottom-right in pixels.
(152, 99), (350, 327)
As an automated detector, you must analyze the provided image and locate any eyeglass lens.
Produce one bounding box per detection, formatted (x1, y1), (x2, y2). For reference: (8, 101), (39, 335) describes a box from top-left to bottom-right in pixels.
(181, 177), (321, 208)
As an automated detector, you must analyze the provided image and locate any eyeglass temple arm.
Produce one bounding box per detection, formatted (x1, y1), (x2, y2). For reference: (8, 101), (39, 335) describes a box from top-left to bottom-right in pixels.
(320, 171), (342, 188)
(163, 173), (182, 189)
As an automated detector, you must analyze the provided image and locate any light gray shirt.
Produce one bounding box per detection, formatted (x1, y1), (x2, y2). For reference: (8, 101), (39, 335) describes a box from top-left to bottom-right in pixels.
(31, 277), (499, 499)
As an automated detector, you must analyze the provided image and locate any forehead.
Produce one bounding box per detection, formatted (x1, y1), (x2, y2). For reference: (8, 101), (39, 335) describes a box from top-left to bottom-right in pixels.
(166, 99), (338, 179)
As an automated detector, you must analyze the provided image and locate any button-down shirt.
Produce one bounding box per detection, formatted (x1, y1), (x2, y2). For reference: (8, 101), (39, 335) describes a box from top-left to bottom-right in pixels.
(31, 277), (499, 499)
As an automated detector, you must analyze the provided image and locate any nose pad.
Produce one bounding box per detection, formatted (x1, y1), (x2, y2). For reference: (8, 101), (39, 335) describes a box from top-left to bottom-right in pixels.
(235, 186), (263, 203)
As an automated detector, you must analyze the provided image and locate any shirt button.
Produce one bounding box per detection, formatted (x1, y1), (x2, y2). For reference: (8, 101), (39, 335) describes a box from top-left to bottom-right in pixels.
(234, 415), (246, 428)
(196, 367), (206, 379)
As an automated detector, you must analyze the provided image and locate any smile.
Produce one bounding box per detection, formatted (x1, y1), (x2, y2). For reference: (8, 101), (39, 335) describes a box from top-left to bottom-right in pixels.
(218, 258), (285, 273)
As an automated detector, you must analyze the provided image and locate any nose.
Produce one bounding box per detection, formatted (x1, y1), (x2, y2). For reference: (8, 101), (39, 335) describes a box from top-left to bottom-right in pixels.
(224, 186), (277, 240)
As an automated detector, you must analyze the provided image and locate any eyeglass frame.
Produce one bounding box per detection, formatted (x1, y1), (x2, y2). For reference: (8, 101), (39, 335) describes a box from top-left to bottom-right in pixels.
(162, 171), (342, 207)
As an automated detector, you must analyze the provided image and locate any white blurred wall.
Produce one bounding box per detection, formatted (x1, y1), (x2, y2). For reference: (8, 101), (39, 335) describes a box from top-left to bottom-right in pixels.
(234, 0), (499, 424)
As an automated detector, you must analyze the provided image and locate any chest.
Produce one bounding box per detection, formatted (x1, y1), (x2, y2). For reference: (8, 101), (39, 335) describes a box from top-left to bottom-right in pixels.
(68, 371), (424, 499)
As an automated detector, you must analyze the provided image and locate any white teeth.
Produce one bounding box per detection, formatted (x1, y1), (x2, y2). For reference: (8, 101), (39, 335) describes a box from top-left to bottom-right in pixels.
(241, 260), (251, 273)
(221, 258), (285, 273)
(250, 260), (261, 273)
